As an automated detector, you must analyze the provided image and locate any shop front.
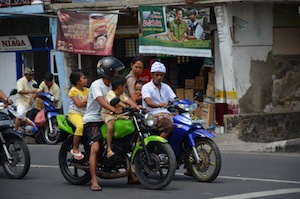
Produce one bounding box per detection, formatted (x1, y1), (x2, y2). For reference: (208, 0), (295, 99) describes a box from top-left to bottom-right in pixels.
(61, 5), (221, 129)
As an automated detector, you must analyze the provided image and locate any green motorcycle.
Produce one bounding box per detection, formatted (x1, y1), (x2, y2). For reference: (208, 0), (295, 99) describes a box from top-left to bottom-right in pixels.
(57, 98), (176, 190)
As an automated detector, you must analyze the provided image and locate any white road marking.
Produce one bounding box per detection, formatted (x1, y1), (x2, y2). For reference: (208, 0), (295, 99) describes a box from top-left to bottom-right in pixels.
(218, 175), (300, 184)
(210, 188), (300, 199)
(31, 164), (59, 169)
(30, 165), (300, 185)
(176, 173), (300, 184)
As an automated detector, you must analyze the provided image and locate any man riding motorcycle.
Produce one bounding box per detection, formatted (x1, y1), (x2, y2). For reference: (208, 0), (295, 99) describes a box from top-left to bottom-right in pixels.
(141, 61), (176, 139)
(83, 56), (138, 191)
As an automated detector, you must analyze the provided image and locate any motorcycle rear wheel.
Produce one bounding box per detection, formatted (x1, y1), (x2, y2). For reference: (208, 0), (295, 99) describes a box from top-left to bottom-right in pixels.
(59, 136), (91, 185)
(134, 142), (176, 190)
(189, 138), (221, 182)
(2, 138), (30, 179)
(44, 118), (60, 145)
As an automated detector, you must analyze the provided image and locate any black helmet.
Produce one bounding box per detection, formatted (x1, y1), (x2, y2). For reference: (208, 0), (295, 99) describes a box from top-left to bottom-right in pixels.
(97, 56), (125, 78)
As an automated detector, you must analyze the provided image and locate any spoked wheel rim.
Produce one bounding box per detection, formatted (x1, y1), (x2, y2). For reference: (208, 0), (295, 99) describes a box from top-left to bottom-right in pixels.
(190, 138), (221, 182)
(59, 136), (91, 185)
(3, 138), (30, 179)
(134, 142), (176, 190)
(44, 119), (60, 144)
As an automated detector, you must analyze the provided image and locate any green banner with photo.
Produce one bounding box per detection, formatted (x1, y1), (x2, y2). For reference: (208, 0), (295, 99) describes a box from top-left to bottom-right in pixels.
(138, 6), (212, 58)
(139, 6), (167, 37)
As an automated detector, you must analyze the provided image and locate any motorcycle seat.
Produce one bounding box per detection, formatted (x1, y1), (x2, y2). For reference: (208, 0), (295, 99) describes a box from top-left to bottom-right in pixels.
(65, 116), (76, 132)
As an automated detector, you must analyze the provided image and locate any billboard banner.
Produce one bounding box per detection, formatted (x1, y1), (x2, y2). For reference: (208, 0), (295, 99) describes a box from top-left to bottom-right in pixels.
(139, 6), (212, 58)
(57, 10), (118, 55)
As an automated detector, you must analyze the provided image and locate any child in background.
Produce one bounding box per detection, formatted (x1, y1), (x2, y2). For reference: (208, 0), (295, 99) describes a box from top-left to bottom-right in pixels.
(134, 80), (144, 107)
(101, 75), (140, 159)
(68, 69), (89, 160)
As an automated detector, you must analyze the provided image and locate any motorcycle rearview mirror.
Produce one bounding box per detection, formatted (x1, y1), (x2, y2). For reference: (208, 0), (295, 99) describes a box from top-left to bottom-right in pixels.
(9, 89), (18, 96)
(110, 97), (120, 107)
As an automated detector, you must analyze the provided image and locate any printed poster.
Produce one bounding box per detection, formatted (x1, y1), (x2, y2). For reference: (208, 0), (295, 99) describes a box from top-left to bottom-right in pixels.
(57, 10), (118, 55)
(139, 6), (212, 57)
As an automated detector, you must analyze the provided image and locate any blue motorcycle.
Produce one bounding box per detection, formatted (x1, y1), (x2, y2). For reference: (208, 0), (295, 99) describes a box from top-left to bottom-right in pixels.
(168, 98), (221, 182)
(35, 91), (62, 144)
(8, 91), (62, 145)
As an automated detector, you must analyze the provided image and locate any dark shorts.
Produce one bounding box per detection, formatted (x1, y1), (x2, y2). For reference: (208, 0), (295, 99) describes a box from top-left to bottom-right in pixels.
(84, 122), (104, 145)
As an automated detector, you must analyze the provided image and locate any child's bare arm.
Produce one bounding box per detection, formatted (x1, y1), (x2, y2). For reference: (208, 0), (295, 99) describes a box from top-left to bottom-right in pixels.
(118, 101), (127, 108)
(72, 96), (87, 108)
(125, 98), (140, 110)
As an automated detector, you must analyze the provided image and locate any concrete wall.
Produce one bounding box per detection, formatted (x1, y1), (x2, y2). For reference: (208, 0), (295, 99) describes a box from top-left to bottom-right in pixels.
(227, 3), (273, 113)
(226, 3), (300, 115)
(224, 112), (300, 143)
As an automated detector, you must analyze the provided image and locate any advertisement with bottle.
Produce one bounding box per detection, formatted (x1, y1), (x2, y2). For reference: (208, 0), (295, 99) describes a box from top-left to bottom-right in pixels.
(56, 10), (118, 56)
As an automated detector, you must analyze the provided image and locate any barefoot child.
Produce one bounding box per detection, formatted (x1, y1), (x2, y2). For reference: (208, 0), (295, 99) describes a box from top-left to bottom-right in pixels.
(101, 75), (140, 159)
(68, 69), (89, 160)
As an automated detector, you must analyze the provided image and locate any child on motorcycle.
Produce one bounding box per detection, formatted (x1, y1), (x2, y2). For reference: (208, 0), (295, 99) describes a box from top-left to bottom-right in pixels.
(134, 80), (144, 107)
(68, 69), (89, 160)
(83, 57), (124, 191)
(101, 75), (140, 159)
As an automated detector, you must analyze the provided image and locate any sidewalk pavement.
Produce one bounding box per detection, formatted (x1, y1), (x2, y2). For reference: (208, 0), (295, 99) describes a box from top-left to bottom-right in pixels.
(23, 132), (300, 153)
(213, 133), (300, 153)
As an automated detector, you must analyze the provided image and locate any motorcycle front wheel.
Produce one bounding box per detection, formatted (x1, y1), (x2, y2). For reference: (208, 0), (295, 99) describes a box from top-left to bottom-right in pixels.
(59, 136), (91, 185)
(2, 138), (30, 179)
(134, 142), (176, 190)
(44, 118), (60, 145)
(189, 138), (221, 182)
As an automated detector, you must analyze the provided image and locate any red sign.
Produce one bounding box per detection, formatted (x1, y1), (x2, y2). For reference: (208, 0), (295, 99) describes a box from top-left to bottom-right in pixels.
(57, 10), (118, 55)
(138, 68), (151, 83)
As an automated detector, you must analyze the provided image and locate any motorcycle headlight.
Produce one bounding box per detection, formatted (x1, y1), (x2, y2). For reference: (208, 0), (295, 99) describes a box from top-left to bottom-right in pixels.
(144, 113), (154, 127)
(178, 103), (198, 112)
(50, 95), (55, 102)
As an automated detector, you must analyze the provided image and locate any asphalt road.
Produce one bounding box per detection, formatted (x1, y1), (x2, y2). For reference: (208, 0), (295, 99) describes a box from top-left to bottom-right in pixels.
(0, 144), (299, 199)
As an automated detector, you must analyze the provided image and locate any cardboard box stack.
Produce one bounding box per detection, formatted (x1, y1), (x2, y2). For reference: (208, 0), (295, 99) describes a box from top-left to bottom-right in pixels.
(175, 76), (205, 118)
(202, 72), (215, 128)
(176, 76), (204, 100)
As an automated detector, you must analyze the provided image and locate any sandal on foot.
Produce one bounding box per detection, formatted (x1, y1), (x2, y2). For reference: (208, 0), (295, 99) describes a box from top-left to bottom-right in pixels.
(107, 150), (115, 158)
(70, 149), (84, 160)
(90, 185), (102, 191)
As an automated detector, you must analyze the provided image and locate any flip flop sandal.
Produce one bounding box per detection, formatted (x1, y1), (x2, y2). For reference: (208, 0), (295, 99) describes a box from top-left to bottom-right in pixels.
(106, 150), (115, 158)
(91, 185), (102, 191)
(70, 149), (84, 160)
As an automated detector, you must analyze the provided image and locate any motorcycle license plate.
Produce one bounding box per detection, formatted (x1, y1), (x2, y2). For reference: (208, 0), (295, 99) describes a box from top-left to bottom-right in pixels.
(0, 120), (14, 127)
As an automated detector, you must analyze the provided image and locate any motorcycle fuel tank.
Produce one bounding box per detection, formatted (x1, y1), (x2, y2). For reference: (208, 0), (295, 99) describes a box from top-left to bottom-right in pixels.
(101, 119), (135, 139)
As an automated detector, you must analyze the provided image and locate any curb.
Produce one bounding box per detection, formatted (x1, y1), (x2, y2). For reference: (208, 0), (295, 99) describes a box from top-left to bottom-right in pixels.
(285, 138), (300, 152)
(263, 138), (300, 153)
